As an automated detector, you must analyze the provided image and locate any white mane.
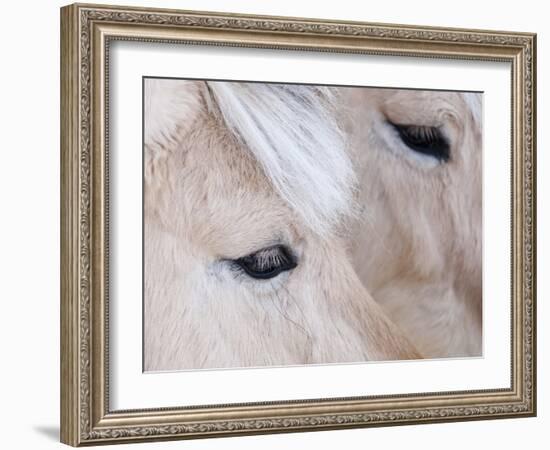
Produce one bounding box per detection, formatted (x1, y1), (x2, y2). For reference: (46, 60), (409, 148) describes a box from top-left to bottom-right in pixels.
(206, 81), (356, 236)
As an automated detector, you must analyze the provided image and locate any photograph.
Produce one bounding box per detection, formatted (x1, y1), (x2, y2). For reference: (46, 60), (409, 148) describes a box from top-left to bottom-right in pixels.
(59, 3), (536, 445)
(143, 79), (482, 371)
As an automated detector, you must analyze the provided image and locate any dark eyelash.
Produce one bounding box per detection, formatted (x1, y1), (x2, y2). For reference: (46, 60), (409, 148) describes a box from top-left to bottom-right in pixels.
(232, 245), (297, 280)
(389, 122), (450, 162)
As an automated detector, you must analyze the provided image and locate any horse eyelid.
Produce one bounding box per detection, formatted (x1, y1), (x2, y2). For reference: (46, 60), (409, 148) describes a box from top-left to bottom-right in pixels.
(230, 245), (298, 280)
(387, 121), (450, 162)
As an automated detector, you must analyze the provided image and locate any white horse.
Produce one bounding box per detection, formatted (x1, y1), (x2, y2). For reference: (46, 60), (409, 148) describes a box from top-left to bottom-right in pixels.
(143, 79), (480, 371)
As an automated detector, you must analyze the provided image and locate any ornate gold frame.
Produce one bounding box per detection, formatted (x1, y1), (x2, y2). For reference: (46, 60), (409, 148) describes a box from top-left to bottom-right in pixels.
(60, 2), (536, 446)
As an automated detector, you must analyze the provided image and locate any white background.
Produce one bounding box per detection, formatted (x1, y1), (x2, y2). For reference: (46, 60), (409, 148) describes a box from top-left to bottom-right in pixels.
(0, 0), (546, 449)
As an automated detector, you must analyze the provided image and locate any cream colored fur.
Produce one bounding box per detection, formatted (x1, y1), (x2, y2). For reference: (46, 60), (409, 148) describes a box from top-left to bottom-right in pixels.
(343, 88), (482, 358)
(143, 79), (419, 371)
(143, 79), (482, 370)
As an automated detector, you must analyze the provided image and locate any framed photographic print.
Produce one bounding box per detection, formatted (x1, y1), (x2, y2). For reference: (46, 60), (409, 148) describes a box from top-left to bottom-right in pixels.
(60, 2), (537, 446)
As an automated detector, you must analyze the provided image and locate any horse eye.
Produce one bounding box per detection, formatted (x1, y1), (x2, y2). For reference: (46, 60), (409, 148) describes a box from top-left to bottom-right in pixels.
(233, 245), (297, 280)
(389, 122), (450, 162)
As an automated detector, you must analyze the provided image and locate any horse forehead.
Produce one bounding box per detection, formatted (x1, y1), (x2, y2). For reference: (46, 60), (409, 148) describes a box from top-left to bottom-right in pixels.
(181, 121), (294, 254)
(185, 115), (270, 194)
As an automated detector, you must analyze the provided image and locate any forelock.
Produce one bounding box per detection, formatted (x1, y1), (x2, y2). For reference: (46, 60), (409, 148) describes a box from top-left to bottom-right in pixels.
(206, 81), (356, 236)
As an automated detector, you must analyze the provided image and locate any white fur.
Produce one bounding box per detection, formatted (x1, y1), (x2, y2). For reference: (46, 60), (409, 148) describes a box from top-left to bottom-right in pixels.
(462, 92), (483, 126)
(206, 82), (356, 236)
(144, 78), (202, 146)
